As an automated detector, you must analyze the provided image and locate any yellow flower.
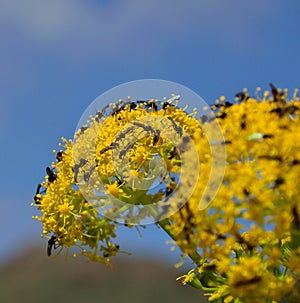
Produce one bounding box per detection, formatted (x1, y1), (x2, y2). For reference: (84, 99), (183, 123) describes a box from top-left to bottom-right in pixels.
(59, 203), (71, 214)
(32, 85), (300, 302)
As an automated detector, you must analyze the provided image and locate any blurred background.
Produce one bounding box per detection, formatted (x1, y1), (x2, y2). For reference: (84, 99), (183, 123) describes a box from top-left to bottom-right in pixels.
(0, 1), (299, 302)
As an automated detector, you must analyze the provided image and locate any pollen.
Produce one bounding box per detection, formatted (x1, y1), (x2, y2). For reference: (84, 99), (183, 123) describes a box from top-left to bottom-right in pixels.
(59, 203), (70, 214)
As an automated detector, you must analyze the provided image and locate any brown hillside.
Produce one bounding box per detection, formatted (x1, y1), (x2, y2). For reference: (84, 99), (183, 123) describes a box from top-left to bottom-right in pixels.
(0, 246), (207, 303)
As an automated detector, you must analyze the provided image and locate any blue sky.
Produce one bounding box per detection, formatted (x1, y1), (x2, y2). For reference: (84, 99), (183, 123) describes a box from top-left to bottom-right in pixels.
(0, 0), (300, 265)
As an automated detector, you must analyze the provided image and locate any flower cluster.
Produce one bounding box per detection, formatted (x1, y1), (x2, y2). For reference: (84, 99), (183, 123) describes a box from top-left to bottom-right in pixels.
(32, 95), (207, 261)
(32, 85), (300, 302)
(32, 138), (119, 264)
(174, 86), (300, 302)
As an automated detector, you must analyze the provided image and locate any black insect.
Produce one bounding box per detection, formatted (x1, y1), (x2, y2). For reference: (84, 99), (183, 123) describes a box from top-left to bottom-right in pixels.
(272, 177), (285, 188)
(56, 151), (64, 162)
(258, 155), (282, 162)
(136, 100), (158, 111)
(73, 158), (89, 182)
(162, 102), (173, 110)
(83, 165), (97, 182)
(240, 114), (247, 130)
(213, 101), (233, 109)
(235, 233), (255, 252)
(110, 105), (123, 116)
(132, 121), (154, 133)
(269, 83), (284, 103)
(216, 112), (227, 120)
(165, 186), (173, 196)
(162, 95), (180, 110)
(270, 105), (299, 118)
(168, 117), (183, 136)
(95, 111), (104, 122)
(100, 142), (119, 154)
(210, 140), (232, 145)
(288, 159), (300, 166)
(152, 129), (161, 145)
(78, 125), (88, 135)
(292, 206), (300, 230)
(115, 126), (134, 141)
(233, 276), (262, 287)
(243, 188), (250, 196)
(163, 176), (176, 196)
(119, 144), (133, 159)
(136, 100), (147, 105)
(46, 167), (57, 183)
(100, 146), (112, 155)
(111, 102), (137, 116)
(165, 181), (175, 196)
(128, 102), (137, 110)
(33, 183), (43, 204)
(149, 100), (158, 111)
(200, 115), (209, 123)
(219, 140), (232, 145)
(47, 235), (59, 256)
(235, 92), (249, 102)
(168, 147), (179, 160)
(182, 136), (191, 144)
(94, 104), (110, 122)
(132, 121), (159, 146)
(115, 175), (124, 186)
(261, 134), (274, 139)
